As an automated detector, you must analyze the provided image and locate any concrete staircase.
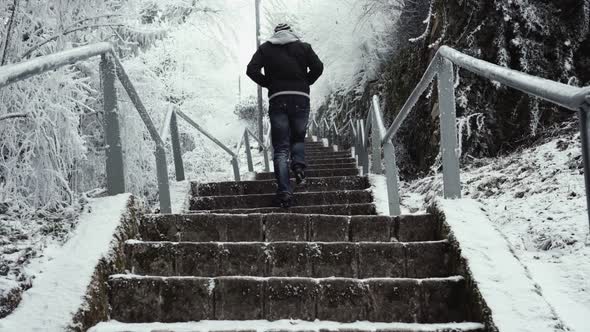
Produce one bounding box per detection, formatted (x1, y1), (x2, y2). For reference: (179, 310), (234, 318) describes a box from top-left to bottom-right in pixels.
(93, 139), (486, 332)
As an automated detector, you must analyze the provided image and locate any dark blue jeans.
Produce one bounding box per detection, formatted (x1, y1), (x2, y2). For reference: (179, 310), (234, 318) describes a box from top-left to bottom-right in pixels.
(269, 95), (310, 194)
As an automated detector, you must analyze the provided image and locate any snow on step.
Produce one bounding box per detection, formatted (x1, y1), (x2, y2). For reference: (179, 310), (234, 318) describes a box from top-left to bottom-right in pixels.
(89, 320), (486, 332)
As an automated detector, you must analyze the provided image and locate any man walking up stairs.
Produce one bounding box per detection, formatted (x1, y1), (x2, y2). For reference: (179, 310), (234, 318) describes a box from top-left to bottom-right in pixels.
(246, 23), (324, 208)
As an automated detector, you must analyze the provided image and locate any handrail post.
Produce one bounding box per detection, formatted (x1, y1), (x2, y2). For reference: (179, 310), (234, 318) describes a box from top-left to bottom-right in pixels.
(263, 147), (271, 172)
(332, 125), (337, 148)
(231, 157), (241, 181)
(579, 105), (590, 229)
(371, 111), (382, 174)
(244, 130), (254, 172)
(155, 146), (172, 213)
(170, 111), (185, 181)
(100, 53), (126, 195)
(359, 120), (369, 175)
(324, 121), (330, 146)
(383, 140), (402, 215)
(437, 57), (462, 199)
(357, 120), (365, 171)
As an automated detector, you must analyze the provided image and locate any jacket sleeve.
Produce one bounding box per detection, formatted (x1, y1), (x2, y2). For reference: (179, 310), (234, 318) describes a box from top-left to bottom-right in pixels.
(246, 47), (269, 88)
(306, 44), (324, 85)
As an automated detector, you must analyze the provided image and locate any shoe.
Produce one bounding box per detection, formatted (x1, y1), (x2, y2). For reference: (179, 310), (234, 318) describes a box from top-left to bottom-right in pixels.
(272, 192), (293, 208)
(293, 167), (306, 185)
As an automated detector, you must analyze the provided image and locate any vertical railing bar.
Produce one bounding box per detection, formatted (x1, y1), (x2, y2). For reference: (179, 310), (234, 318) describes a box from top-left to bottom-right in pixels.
(354, 120), (361, 165)
(100, 53), (126, 195)
(231, 157), (241, 181)
(384, 140), (402, 216)
(244, 130), (254, 172)
(359, 120), (369, 175)
(371, 109), (382, 174)
(578, 105), (590, 229)
(437, 57), (462, 199)
(159, 107), (174, 140)
(170, 111), (185, 181)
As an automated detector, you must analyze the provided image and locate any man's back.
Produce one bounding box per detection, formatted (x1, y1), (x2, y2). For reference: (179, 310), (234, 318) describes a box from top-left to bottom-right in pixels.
(247, 30), (323, 100)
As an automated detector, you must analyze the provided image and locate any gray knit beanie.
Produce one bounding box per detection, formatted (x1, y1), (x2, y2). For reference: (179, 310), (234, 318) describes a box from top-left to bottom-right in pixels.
(274, 23), (292, 33)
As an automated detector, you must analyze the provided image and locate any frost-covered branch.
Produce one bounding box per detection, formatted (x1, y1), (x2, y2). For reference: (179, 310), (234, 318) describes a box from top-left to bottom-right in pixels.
(409, 0), (434, 43)
(21, 23), (125, 59)
(0, 113), (27, 121)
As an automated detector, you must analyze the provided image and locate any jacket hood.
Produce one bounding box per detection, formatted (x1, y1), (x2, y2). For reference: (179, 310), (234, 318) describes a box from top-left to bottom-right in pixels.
(268, 30), (300, 45)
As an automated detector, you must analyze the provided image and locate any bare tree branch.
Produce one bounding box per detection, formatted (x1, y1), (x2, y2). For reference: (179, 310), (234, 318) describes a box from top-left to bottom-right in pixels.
(0, 113), (27, 121)
(20, 23), (125, 59)
(1, 0), (19, 66)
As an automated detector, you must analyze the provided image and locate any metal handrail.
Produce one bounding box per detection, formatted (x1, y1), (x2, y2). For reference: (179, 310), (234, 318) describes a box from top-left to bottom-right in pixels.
(316, 45), (590, 228)
(163, 109), (271, 182)
(0, 43), (113, 88)
(0, 42), (173, 213)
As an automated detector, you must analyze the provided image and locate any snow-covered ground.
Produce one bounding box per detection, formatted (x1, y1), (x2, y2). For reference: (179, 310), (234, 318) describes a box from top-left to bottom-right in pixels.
(401, 130), (588, 332)
(0, 194), (132, 331)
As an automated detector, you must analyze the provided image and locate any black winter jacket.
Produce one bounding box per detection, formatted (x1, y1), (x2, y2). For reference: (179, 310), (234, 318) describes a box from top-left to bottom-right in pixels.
(246, 39), (324, 99)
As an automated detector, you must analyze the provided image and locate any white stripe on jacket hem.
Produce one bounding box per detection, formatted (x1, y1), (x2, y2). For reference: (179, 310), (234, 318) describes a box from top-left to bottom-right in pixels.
(269, 91), (310, 100)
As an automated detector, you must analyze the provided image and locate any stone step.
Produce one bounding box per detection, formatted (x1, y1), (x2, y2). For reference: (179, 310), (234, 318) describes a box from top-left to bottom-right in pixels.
(306, 163), (357, 170)
(307, 157), (357, 165)
(192, 176), (369, 196)
(124, 240), (451, 278)
(192, 203), (377, 215)
(305, 148), (338, 155)
(108, 275), (469, 324)
(190, 190), (372, 211)
(305, 164), (357, 171)
(140, 214), (442, 243)
(255, 169), (359, 180)
(306, 152), (351, 159)
(90, 320), (486, 332)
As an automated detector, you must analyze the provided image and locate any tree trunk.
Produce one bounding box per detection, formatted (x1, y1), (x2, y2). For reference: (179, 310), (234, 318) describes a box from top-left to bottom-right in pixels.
(1, 0), (19, 66)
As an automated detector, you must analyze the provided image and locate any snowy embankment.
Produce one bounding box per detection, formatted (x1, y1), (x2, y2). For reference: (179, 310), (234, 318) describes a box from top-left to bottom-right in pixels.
(402, 131), (588, 332)
(0, 194), (133, 331)
(436, 199), (564, 332)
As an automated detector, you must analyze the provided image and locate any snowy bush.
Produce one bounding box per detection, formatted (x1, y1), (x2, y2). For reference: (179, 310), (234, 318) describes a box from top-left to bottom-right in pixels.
(234, 96), (267, 132)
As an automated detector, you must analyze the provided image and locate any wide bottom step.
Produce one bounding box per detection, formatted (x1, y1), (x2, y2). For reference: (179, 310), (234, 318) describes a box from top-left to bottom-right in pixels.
(108, 275), (468, 323)
(90, 320), (485, 332)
